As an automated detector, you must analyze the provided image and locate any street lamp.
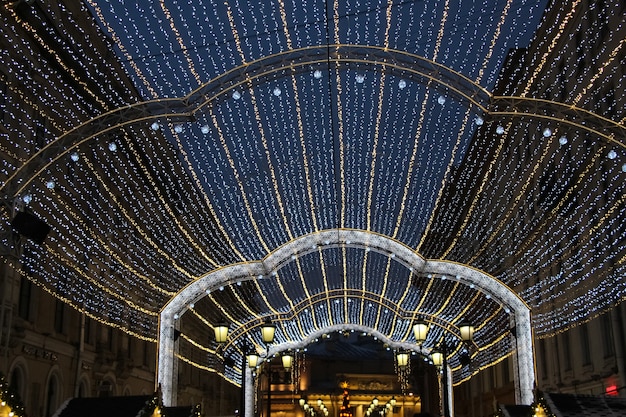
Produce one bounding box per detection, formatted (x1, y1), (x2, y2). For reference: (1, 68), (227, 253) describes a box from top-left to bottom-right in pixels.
(214, 321), (229, 343)
(282, 352), (294, 370)
(413, 319), (429, 345)
(430, 348), (443, 367)
(260, 319), (276, 417)
(432, 321), (475, 417)
(396, 352), (409, 368)
(459, 321), (475, 343)
(247, 352), (259, 368)
(261, 320), (276, 344)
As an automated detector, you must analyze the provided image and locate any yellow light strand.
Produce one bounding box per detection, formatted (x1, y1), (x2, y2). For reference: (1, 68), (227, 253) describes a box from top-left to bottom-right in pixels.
(332, 0), (347, 228)
(81, 156), (198, 279)
(159, 1), (203, 86)
(511, 149), (601, 260)
(125, 129), (219, 267)
(432, 282), (459, 317)
(373, 258), (392, 334)
(296, 256), (319, 330)
(9, 9), (109, 110)
(318, 249), (334, 326)
(572, 37), (626, 105)
(395, 0), (450, 242)
(43, 242), (160, 316)
(400, 277), (436, 341)
(365, 0), (394, 230)
(275, 271), (308, 339)
(208, 107), (271, 253)
(223, 1), (294, 244)
(359, 250), (370, 326)
(180, 332), (217, 355)
(452, 293), (481, 324)
(4, 258), (157, 342)
(47, 184), (176, 295)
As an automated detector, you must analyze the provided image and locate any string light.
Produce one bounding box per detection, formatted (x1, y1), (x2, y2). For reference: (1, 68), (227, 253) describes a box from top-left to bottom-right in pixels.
(2, 0), (623, 390)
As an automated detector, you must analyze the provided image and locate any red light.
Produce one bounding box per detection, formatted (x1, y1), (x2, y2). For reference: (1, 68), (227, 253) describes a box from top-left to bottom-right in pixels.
(606, 385), (618, 396)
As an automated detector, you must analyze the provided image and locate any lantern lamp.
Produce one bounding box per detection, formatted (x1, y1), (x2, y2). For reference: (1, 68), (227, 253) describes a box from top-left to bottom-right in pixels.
(261, 320), (276, 344)
(412, 319), (429, 344)
(459, 321), (475, 343)
(213, 322), (229, 343)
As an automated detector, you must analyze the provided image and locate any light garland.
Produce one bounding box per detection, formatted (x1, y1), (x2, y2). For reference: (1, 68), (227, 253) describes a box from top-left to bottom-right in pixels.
(0, 374), (25, 417)
(2, 0), (623, 398)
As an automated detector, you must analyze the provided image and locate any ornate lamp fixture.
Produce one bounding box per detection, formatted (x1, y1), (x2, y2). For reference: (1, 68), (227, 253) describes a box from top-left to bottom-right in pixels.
(396, 352), (409, 368)
(459, 321), (475, 343)
(282, 352), (294, 370)
(412, 318), (429, 345)
(247, 352), (259, 368)
(213, 321), (229, 343)
(261, 319), (276, 344)
(430, 348), (443, 367)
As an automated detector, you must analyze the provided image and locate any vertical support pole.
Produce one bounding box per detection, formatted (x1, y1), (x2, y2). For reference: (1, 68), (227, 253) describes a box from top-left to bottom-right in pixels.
(266, 362), (271, 417)
(442, 344), (451, 417)
(241, 353), (246, 417)
(446, 365), (454, 417)
(245, 367), (255, 417)
(515, 309), (535, 404)
(158, 311), (177, 406)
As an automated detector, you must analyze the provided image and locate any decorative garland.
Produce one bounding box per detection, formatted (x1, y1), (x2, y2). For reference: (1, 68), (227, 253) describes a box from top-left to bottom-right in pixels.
(0, 374), (26, 417)
(135, 394), (159, 417)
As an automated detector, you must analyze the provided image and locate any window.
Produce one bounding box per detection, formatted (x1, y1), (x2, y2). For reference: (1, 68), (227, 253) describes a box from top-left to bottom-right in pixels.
(502, 357), (510, 383)
(108, 326), (114, 351)
(9, 366), (25, 402)
(561, 331), (571, 370)
(580, 323), (591, 365)
(143, 341), (150, 366)
(18, 277), (32, 320)
(84, 316), (92, 345)
(601, 313), (615, 358)
(54, 299), (65, 334)
(539, 339), (548, 378)
(45, 374), (60, 417)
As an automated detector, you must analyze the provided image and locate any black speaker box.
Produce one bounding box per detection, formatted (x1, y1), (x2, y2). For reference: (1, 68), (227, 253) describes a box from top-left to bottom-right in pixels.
(11, 211), (51, 244)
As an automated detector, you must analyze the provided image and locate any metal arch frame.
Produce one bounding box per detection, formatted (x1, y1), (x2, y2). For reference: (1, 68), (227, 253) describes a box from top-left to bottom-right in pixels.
(159, 229), (534, 406)
(220, 288), (473, 349)
(2, 44), (624, 202)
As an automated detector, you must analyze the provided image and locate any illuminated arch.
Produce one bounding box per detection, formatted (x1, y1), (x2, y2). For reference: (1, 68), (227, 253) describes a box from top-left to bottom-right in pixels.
(2, 45), (623, 200)
(159, 229), (534, 406)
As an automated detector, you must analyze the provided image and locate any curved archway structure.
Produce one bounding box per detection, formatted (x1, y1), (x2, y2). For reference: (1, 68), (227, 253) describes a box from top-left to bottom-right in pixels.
(3, 46), (623, 200)
(159, 229), (533, 406)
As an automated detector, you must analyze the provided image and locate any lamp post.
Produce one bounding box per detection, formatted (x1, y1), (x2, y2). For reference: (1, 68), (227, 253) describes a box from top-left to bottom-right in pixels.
(261, 320), (276, 417)
(431, 321), (475, 417)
